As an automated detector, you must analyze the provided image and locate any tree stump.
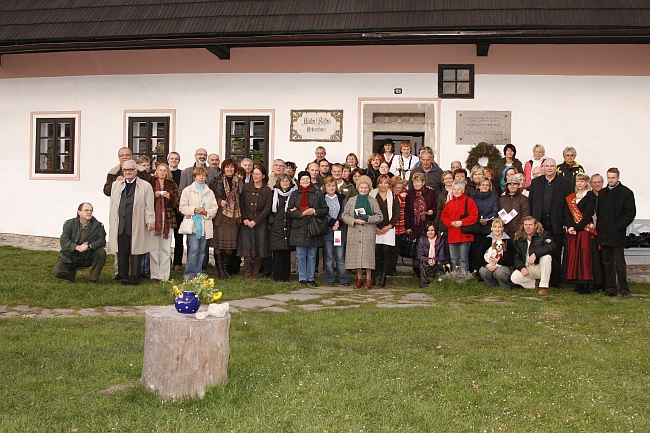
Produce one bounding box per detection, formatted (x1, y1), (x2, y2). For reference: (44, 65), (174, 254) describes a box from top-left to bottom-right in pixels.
(141, 305), (230, 400)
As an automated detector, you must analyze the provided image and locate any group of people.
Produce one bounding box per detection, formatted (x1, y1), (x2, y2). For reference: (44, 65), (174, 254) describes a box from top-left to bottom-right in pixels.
(52, 141), (636, 298)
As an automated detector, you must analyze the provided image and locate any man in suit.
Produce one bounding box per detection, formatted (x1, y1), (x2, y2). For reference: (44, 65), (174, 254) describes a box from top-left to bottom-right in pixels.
(597, 168), (636, 297)
(528, 158), (572, 286)
(108, 160), (155, 285)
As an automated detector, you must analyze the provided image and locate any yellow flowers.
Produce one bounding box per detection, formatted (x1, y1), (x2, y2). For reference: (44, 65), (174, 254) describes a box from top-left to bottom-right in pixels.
(164, 274), (223, 304)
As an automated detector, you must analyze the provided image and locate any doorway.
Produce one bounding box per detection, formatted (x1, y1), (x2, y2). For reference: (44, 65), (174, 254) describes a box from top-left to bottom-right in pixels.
(373, 132), (425, 156)
(361, 102), (436, 167)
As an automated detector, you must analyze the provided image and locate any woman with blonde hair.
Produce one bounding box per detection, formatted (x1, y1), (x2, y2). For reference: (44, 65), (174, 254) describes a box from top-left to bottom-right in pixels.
(523, 144), (545, 187)
(562, 172), (600, 293)
(366, 153), (382, 187)
(148, 163), (179, 281)
(370, 174), (400, 287)
(477, 218), (515, 289)
(179, 167), (218, 279)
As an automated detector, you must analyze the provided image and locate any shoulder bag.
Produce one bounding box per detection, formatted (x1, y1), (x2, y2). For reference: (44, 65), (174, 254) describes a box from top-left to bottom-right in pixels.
(460, 198), (482, 234)
(307, 215), (329, 237)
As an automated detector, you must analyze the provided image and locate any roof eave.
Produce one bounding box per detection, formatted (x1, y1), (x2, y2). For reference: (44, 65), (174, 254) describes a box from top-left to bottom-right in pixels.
(1, 29), (649, 56)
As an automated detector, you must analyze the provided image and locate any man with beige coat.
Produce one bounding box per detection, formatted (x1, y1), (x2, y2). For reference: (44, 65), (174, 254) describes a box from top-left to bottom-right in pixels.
(108, 160), (155, 285)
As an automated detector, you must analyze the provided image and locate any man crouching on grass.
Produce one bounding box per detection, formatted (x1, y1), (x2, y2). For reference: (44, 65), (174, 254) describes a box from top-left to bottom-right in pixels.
(52, 203), (107, 284)
(510, 216), (556, 296)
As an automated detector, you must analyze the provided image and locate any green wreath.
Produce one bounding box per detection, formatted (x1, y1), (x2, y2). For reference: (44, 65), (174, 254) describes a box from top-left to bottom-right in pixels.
(465, 142), (502, 170)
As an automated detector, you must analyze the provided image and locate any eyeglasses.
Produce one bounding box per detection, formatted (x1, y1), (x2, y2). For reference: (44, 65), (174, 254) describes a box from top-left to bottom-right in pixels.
(122, 168), (136, 172)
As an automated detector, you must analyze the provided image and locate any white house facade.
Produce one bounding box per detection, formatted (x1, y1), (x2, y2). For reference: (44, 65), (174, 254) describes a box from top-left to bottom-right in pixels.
(0, 2), (648, 237)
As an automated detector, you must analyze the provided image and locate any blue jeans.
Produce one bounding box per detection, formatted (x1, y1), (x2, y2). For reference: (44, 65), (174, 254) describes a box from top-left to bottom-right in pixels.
(141, 253), (150, 272)
(185, 235), (206, 279)
(323, 241), (349, 284)
(296, 245), (317, 282)
(449, 241), (471, 271)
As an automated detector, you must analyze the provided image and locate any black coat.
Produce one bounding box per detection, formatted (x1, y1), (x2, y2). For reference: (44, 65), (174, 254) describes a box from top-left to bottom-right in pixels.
(269, 189), (294, 251)
(528, 175), (572, 234)
(513, 230), (557, 271)
(597, 183), (636, 247)
(287, 188), (329, 247)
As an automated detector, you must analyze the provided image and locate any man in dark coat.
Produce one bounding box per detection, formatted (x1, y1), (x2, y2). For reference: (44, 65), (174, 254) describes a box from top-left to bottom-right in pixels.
(511, 216), (556, 296)
(597, 168), (636, 297)
(409, 147), (443, 194)
(528, 158), (572, 286)
(52, 203), (107, 284)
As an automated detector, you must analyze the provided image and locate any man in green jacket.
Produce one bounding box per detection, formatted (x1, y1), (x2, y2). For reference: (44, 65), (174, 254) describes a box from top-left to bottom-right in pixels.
(52, 203), (107, 284)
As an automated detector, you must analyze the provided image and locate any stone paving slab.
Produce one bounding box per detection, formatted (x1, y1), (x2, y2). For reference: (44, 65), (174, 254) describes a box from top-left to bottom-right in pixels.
(228, 298), (286, 309)
(260, 307), (289, 313)
(264, 294), (321, 302)
(402, 293), (435, 302)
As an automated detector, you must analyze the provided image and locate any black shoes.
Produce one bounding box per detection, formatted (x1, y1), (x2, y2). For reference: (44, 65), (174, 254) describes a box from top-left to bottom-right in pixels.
(309, 281), (318, 287)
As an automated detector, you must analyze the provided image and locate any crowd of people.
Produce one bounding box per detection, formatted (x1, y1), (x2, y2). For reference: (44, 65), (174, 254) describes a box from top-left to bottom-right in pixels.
(52, 140), (637, 297)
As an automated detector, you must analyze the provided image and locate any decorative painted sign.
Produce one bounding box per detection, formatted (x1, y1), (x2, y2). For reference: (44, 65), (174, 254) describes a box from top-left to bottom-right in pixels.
(290, 110), (343, 142)
(456, 111), (511, 146)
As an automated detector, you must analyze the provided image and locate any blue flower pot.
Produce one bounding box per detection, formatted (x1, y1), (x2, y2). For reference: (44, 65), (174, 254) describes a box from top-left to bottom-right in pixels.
(174, 291), (201, 314)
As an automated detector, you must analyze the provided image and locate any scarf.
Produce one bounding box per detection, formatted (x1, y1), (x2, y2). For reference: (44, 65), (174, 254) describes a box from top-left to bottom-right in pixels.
(299, 186), (311, 211)
(272, 186), (296, 212)
(354, 193), (373, 221)
(221, 175), (242, 224)
(428, 235), (438, 259)
(370, 188), (393, 220)
(192, 181), (205, 239)
(414, 189), (427, 226)
(154, 179), (169, 239)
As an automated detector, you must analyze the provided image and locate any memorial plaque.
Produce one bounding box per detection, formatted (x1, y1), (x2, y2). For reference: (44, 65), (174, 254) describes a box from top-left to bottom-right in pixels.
(456, 111), (511, 145)
(290, 110), (343, 142)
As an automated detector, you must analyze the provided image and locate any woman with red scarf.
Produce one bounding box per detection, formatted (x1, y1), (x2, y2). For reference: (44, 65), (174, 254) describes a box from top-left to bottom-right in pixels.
(148, 163), (179, 281)
(287, 171), (329, 286)
(209, 159), (243, 280)
(562, 173), (601, 293)
(405, 172), (437, 276)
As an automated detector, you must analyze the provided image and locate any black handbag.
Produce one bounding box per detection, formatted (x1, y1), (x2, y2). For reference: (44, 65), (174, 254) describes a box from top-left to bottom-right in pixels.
(399, 232), (417, 258)
(307, 215), (329, 237)
(459, 198), (482, 234)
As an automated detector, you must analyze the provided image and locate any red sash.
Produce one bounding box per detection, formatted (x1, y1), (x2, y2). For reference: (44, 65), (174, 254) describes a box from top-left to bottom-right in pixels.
(566, 193), (597, 236)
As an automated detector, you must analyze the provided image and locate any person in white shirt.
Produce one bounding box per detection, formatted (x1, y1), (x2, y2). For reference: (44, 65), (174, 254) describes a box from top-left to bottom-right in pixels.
(389, 140), (419, 183)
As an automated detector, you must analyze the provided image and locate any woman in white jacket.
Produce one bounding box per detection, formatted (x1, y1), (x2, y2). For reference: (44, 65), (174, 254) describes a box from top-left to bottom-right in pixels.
(179, 167), (218, 279)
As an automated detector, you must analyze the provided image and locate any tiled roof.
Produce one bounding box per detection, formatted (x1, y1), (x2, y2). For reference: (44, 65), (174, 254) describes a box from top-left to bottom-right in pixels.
(1, 1), (649, 53)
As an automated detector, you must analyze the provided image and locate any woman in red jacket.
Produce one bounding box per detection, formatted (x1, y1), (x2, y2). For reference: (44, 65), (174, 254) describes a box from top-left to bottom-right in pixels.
(441, 180), (479, 271)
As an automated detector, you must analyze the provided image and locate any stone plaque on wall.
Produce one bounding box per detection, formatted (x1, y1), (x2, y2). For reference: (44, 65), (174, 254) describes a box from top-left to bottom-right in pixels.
(456, 111), (511, 145)
(290, 110), (343, 142)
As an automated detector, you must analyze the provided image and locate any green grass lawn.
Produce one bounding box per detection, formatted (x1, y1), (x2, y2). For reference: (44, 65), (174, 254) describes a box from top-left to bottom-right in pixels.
(1, 246), (649, 432)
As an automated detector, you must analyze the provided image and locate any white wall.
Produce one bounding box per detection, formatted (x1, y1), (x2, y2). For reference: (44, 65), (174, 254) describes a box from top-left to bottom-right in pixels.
(1, 71), (648, 237)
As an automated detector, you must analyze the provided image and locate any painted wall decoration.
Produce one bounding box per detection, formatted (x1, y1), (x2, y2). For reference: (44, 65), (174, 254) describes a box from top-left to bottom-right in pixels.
(290, 110), (343, 142)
